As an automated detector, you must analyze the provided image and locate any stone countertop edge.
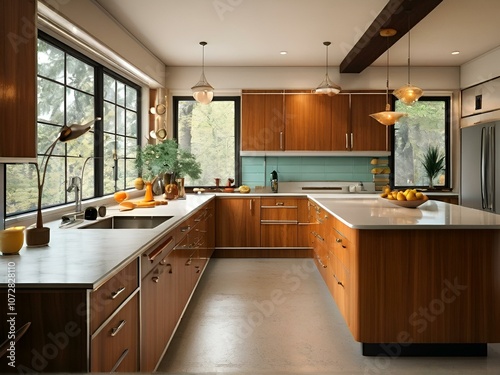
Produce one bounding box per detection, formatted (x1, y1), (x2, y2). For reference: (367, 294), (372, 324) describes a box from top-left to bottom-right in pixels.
(309, 196), (500, 230)
(0, 194), (215, 289)
(2, 192), (496, 288)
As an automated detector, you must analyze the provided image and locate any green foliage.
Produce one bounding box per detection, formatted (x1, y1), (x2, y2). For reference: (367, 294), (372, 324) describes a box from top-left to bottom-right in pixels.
(421, 145), (445, 182)
(135, 139), (202, 182)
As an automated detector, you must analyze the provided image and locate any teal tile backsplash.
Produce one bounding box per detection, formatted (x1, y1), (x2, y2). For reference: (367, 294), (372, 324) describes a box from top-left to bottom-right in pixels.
(241, 156), (376, 188)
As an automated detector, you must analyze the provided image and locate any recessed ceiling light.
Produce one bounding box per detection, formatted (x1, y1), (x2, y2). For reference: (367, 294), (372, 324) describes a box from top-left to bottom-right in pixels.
(451, 51), (460, 55)
(280, 51), (287, 55)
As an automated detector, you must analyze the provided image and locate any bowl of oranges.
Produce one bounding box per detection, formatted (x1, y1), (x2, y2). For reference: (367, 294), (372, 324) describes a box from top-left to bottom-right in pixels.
(379, 187), (429, 208)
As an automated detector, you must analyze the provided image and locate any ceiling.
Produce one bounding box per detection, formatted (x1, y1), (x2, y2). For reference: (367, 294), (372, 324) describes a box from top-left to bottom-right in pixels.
(94, 0), (500, 71)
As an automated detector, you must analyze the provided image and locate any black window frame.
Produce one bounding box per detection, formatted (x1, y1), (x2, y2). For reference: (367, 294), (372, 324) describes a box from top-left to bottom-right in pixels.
(172, 96), (241, 187)
(390, 95), (451, 190)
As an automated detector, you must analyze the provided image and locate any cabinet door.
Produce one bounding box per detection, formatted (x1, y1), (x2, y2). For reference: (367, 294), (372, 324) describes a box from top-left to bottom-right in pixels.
(285, 93), (332, 150)
(141, 254), (175, 372)
(0, 0), (37, 160)
(241, 91), (284, 151)
(331, 94), (351, 150)
(350, 94), (389, 151)
(91, 293), (139, 372)
(215, 198), (261, 247)
(0, 289), (87, 373)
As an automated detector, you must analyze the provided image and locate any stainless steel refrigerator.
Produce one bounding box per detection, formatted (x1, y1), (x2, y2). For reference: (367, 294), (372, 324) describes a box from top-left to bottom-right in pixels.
(460, 121), (500, 213)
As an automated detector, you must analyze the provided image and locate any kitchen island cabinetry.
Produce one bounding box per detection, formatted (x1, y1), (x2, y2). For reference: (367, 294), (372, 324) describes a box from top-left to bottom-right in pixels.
(260, 198), (298, 247)
(309, 197), (500, 355)
(0, 0), (37, 161)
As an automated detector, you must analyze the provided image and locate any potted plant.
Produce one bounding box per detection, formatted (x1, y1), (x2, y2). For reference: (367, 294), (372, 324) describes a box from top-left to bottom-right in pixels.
(421, 145), (445, 189)
(135, 139), (201, 199)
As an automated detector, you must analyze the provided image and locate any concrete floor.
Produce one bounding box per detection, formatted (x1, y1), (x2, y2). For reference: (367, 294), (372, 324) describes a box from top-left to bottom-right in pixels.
(157, 258), (500, 374)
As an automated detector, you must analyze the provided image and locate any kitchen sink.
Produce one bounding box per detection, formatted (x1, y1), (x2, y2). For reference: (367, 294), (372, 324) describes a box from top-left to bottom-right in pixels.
(79, 215), (173, 229)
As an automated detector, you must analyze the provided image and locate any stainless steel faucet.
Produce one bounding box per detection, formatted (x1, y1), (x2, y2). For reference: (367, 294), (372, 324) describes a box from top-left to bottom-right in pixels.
(67, 176), (82, 212)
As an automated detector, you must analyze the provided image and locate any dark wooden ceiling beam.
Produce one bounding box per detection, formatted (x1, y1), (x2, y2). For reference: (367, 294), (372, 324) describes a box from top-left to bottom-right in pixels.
(339, 0), (443, 73)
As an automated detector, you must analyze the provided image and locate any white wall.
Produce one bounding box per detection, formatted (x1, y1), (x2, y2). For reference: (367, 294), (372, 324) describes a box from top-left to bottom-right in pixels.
(461, 46), (500, 89)
(167, 66), (460, 94)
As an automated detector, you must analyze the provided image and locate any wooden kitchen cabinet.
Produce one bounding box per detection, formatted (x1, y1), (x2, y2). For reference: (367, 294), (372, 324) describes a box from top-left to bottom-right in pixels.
(284, 92), (332, 150)
(215, 197), (261, 247)
(0, 0), (37, 160)
(349, 94), (389, 151)
(331, 94), (351, 150)
(141, 235), (176, 372)
(0, 289), (88, 373)
(91, 293), (139, 372)
(241, 90), (284, 151)
(260, 198), (298, 247)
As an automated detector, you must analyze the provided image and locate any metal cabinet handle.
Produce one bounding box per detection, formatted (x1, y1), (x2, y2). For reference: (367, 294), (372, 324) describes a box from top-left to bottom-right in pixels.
(333, 273), (344, 287)
(111, 320), (127, 337)
(180, 225), (191, 232)
(276, 202), (284, 206)
(345, 133), (348, 149)
(351, 133), (354, 149)
(336, 238), (342, 243)
(250, 199), (253, 211)
(0, 321), (31, 357)
(146, 236), (174, 262)
(110, 348), (129, 372)
(152, 276), (160, 283)
(317, 257), (327, 269)
(280, 131), (284, 150)
(185, 258), (192, 266)
(111, 286), (126, 299)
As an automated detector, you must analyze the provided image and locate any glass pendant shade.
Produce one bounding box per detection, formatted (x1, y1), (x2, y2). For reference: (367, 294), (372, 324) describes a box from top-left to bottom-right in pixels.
(393, 84), (423, 105)
(315, 41), (341, 95)
(370, 103), (407, 126)
(191, 41), (214, 104)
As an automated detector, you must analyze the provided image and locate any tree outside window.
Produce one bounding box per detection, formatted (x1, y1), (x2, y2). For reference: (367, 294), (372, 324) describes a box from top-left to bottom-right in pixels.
(393, 97), (450, 189)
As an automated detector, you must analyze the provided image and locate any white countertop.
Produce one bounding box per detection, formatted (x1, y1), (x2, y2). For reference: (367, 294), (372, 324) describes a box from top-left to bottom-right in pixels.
(2, 192), (498, 288)
(310, 196), (500, 229)
(0, 194), (214, 288)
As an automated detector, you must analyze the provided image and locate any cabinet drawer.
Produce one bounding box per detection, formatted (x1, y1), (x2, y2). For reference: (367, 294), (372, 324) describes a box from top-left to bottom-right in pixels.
(328, 253), (349, 324)
(261, 223), (298, 247)
(90, 259), (139, 333)
(91, 293), (139, 372)
(261, 198), (298, 207)
(331, 227), (351, 270)
(141, 233), (175, 277)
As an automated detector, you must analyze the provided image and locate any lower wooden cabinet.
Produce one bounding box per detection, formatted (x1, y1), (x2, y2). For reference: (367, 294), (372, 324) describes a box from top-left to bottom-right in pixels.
(215, 197), (261, 247)
(261, 198), (298, 247)
(91, 293), (139, 372)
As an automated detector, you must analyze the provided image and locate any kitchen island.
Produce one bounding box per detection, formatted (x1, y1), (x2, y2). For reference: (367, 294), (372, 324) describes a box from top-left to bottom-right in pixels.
(1, 194), (500, 371)
(308, 196), (500, 356)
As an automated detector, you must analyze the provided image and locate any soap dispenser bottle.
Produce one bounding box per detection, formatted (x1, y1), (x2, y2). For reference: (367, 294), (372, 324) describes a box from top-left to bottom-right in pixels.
(270, 170), (278, 193)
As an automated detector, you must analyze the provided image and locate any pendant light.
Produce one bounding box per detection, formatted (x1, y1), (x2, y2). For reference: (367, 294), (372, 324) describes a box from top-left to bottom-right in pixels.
(393, 12), (423, 105)
(314, 41), (341, 96)
(369, 29), (407, 126)
(191, 41), (214, 104)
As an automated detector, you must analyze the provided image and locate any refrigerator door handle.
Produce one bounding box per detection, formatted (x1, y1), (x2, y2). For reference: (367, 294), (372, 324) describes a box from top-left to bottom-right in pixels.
(487, 127), (495, 211)
(481, 127), (488, 210)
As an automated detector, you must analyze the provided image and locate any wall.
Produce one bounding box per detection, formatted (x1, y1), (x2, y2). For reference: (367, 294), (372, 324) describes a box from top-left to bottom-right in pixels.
(461, 46), (500, 89)
(242, 156), (376, 189)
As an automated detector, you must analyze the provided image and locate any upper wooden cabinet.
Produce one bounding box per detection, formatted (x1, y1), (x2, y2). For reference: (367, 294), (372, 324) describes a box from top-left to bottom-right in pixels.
(0, 0), (37, 161)
(284, 92), (333, 151)
(241, 90), (284, 151)
(241, 91), (388, 152)
(349, 94), (389, 151)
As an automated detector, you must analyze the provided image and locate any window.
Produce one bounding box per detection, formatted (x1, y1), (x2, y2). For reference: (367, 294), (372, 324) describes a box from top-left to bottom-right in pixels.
(173, 97), (240, 186)
(5, 32), (140, 217)
(392, 97), (450, 189)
